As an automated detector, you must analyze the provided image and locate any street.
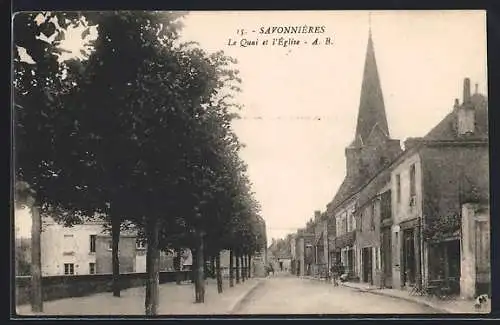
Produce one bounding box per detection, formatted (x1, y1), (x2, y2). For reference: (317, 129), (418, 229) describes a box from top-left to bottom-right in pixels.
(234, 275), (443, 314)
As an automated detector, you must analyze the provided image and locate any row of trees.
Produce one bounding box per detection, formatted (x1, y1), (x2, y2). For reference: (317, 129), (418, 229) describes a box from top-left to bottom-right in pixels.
(13, 11), (265, 315)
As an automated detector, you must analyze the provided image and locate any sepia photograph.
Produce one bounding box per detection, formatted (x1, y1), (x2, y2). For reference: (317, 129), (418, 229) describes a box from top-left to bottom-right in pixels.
(12, 10), (490, 317)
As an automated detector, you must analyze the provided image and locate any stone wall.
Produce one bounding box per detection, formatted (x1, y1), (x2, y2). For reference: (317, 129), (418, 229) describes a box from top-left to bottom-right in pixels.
(15, 271), (192, 306)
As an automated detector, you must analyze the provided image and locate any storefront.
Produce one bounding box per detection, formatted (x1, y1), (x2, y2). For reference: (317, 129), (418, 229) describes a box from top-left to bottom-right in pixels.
(399, 218), (422, 289)
(335, 231), (357, 279)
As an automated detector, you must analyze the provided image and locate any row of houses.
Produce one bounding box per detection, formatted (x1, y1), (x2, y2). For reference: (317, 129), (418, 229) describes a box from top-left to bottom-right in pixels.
(14, 213), (192, 276)
(290, 30), (490, 299)
(15, 212), (269, 278)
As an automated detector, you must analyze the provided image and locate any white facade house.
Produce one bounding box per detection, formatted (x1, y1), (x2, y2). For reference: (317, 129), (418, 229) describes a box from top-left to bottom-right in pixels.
(40, 218), (108, 276)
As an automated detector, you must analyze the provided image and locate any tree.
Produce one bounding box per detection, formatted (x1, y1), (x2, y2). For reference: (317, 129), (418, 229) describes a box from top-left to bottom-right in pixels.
(14, 10), (253, 314)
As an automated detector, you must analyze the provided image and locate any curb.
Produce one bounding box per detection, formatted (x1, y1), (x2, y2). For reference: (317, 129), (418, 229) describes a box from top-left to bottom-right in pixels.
(340, 283), (451, 313)
(227, 279), (265, 314)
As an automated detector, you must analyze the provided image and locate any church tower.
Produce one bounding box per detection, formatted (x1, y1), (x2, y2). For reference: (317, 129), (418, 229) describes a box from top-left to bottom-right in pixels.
(345, 28), (401, 179)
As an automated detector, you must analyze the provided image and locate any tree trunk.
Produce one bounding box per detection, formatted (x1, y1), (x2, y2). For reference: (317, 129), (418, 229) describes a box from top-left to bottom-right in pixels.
(235, 252), (240, 284)
(202, 248), (208, 280)
(191, 248), (197, 284)
(145, 217), (160, 316)
(248, 255), (252, 278)
(31, 204), (43, 312)
(111, 216), (121, 297)
(216, 252), (223, 293)
(174, 248), (182, 285)
(229, 250), (234, 287)
(194, 231), (205, 303)
(242, 255), (246, 282)
(210, 255), (216, 279)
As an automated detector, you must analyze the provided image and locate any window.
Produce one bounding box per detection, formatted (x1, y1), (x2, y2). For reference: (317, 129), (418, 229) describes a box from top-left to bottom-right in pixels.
(90, 235), (96, 253)
(347, 212), (352, 233)
(396, 174), (401, 203)
(381, 190), (391, 220)
(89, 262), (96, 274)
(64, 263), (75, 275)
(350, 210), (356, 232)
(409, 164), (416, 204)
(107, 241), (113, 251)
(359, 212), (363, 232)
(63, 234), (75, 255)
(370, 203), (376, 230)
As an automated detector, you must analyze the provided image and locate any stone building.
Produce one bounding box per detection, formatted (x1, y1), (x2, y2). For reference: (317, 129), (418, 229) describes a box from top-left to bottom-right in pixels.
(40, 217), (113, 276)
(295, 228), (315, 276)
(39, 216), (173, 276)
(389, 78), (489, 297)
(94, 231), (137, 274)
(354, 170), (392, 287)
(312, 210), (329, 277)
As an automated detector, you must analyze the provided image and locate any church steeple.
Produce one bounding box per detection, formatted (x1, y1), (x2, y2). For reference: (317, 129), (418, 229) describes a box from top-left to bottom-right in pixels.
(352, 27), (390, 147)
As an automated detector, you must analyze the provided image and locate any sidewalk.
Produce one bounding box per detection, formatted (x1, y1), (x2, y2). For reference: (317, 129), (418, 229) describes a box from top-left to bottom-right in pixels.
(340, 281), (491, 314)
(16, 278), (263, 316)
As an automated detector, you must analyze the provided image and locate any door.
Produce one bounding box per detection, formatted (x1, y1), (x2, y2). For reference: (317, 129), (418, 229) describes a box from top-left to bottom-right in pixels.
(403, 228), (416, 286)
(381, 227), (392, 288)
(347, 248), (354, 277)
(362, 247), (373, 284)
(446, 239), (461, 294)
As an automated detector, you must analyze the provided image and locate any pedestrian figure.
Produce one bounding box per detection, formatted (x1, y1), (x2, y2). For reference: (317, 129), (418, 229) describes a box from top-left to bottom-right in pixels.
(331, 262), (342, 286)
(269, 263), (275, 276)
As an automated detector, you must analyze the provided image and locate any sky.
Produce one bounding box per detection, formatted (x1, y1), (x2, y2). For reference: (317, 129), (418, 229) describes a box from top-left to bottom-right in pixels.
(14, 10), (487, 242)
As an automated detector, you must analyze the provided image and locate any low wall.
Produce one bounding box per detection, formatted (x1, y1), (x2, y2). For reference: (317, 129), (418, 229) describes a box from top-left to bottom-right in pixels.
(16, 271), (192, 306)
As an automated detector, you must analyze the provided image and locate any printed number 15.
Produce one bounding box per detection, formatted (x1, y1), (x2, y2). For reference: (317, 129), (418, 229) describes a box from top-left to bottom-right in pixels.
(237, 29), (245, 36)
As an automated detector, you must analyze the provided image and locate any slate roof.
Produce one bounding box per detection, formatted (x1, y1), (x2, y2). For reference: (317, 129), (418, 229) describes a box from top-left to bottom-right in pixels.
(352, 31), (390, 147)
(423, 93), (488, 141)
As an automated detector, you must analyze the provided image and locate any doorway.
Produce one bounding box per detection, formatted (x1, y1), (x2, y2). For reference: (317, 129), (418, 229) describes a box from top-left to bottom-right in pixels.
(347, 247), (355, 277)
(362, 247), (373, 284)
(429, 239), (461, 294)
(402, 228), (416, 286)
(381, 227), (392, 288)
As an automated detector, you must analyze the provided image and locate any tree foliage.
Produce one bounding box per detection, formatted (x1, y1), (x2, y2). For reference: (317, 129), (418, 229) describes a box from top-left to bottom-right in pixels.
(13, 10), (266, 312)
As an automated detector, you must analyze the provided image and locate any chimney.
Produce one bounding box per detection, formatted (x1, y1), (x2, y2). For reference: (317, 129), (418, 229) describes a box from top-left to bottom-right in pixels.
(314, 210), (321, 221)
(463, 78), (471, 103)
(475, 83), (478, 94)
(457, 78), (475, 136)
(404, 137), (422, 151)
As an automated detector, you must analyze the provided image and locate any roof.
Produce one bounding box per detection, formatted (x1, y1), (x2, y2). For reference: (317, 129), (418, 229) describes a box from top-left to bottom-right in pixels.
(328, 31), (393, 214)
(327, 175), (363, 214)
(352, 31), (390, 147)
(357, 168), (391, 210)
(423, 93), (488, 141)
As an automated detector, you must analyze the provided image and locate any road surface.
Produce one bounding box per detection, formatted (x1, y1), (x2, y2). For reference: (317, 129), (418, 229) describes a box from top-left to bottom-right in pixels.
(234, 275), (443, 314)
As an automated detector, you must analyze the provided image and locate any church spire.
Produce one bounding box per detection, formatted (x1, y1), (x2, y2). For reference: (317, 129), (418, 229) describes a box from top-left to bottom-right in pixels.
(352, 25), (390, 147)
